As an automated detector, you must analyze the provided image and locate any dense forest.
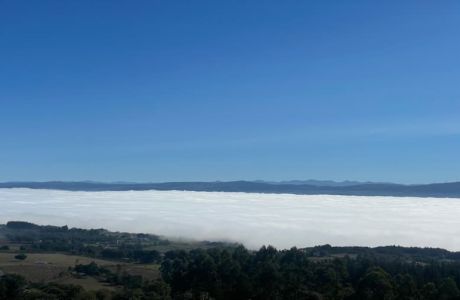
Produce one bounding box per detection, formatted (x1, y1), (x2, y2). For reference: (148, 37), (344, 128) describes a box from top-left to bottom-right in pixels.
(2, 222), (460, 299)
(160, 245), (460, 300)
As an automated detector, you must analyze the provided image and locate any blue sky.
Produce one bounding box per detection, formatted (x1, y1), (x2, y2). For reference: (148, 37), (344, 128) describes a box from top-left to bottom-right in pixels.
(1, 1), (459, 183)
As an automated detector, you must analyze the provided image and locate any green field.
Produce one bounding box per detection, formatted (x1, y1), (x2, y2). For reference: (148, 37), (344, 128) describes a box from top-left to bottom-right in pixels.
(0, 252), (160, 291)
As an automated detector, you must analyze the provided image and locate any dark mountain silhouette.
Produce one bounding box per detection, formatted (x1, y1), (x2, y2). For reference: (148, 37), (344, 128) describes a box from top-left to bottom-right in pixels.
(254, 179), (379, 186)
(1, 180), (460, 198)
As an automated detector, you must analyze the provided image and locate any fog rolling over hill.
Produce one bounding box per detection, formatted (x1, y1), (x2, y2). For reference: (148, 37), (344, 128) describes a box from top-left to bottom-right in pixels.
(1, 180), (460, 198)
(2, 188), (460, 250)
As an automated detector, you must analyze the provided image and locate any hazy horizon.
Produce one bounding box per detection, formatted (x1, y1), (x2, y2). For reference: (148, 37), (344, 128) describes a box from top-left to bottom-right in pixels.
(1, 178), (458, 185)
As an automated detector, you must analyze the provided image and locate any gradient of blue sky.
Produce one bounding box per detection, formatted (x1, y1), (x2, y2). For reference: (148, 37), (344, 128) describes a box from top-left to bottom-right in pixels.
(1, 0), (459, 183)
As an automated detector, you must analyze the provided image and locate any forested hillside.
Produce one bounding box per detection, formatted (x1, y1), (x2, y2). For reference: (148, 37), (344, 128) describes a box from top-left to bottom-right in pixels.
(2, 223), (460, 299)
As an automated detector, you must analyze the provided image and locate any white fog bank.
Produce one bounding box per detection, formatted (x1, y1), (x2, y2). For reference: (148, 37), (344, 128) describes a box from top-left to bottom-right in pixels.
(1, 188), (460, 250)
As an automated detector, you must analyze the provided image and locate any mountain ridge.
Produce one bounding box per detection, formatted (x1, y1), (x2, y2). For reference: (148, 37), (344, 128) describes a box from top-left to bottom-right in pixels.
(1, 180), (460, 198)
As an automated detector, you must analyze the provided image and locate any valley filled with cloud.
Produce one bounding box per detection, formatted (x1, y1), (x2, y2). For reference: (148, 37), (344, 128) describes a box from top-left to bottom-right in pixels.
(1, 188), (459, 250)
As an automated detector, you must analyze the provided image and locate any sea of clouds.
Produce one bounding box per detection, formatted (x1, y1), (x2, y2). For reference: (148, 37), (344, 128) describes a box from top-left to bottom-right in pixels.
(1, 188), (460, 250)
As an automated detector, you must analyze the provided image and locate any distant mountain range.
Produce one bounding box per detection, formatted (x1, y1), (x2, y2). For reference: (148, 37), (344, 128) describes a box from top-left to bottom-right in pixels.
(254, 180), (383, 187)
(1, 180), (460, 198)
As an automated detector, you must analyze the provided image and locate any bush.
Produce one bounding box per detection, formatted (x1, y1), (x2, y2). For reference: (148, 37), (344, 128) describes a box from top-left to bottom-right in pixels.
(14, 253), (27, 260)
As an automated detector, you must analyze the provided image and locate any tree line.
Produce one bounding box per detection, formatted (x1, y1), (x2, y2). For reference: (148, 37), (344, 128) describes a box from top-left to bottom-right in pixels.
(160, 245), (460, 300)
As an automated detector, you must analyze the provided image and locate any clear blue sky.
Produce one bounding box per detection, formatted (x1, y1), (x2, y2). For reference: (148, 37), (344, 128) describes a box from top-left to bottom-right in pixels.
(1, 1), (459, 183)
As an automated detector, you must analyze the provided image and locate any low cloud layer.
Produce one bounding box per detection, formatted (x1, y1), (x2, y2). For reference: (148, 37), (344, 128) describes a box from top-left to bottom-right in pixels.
(1, 188), (460, 250)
